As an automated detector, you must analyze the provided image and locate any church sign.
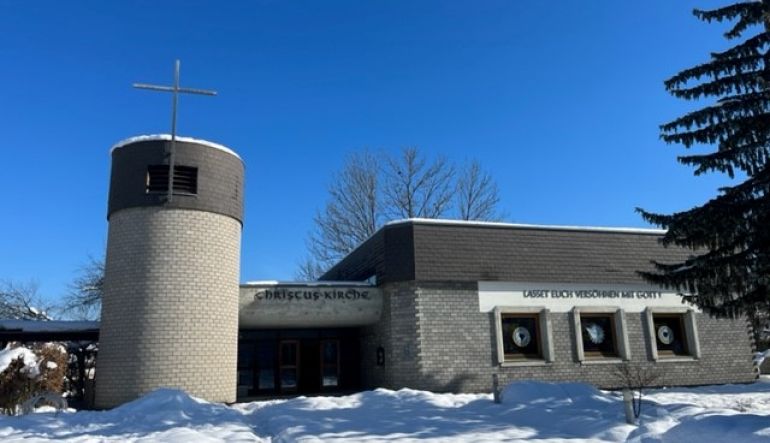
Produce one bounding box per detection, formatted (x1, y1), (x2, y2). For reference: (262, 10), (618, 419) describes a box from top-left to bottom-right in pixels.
(478, 282), (695, 313)
(521, 289), (663, 300)
(254, 287), (374, 302)
(239, 284), (383, 328)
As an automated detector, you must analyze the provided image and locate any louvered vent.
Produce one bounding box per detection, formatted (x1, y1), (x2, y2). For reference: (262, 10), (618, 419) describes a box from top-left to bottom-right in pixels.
(146, 165), (198, 195)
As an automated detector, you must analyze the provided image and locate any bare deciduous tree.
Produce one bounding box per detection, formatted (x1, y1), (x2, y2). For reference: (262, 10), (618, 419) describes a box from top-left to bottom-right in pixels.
(295, 255), (327, 281)
(299, 147), (504, 279)
(382, 147), (455, 220)
(613, 363), (661, 419)
(60, 257), (103, 320)
(0, 280), (52, 320)
(456, 160), (501, 221)
(304, 151), (380, 272)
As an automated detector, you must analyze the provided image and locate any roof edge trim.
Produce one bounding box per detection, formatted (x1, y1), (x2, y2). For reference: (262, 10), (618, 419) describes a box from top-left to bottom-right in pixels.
(242, 280), (374, 287)
(384, 218), (667, 235)
(110, 134), (242, 161)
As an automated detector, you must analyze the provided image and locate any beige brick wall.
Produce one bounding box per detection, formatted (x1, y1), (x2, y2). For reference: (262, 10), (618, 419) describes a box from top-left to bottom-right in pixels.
(95, 207), (241, 408)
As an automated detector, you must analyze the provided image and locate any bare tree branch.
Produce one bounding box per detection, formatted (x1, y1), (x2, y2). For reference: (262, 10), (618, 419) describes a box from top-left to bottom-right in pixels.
(294, 255), (327, 281)
(60, 257), (103, 320)
(456, 160), (502, 221)
(612, 363), (661, 419)
(299, 147), (505, 278)
(382, 147), (455, 219)
(0, 280), (52, 320)
(307, 151), (380, 270)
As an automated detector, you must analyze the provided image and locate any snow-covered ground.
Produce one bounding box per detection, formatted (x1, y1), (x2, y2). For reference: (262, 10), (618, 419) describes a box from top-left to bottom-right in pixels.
(3, 380), (770, 442)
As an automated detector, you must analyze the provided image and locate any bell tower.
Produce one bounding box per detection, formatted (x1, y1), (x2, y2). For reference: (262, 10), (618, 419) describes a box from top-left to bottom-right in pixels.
(95, 135), (244, 408)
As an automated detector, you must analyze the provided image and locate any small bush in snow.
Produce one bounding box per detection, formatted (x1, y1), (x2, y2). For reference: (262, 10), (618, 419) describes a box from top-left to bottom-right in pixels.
(612, 363), (661, 420)
(0, 344), (67, 415)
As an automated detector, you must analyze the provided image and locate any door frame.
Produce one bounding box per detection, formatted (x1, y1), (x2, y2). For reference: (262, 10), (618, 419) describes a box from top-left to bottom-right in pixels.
(278, 339), (300, 393)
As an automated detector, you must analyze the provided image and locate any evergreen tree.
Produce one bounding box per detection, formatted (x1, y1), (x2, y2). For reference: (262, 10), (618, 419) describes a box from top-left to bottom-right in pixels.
(638, 1), (770, 317)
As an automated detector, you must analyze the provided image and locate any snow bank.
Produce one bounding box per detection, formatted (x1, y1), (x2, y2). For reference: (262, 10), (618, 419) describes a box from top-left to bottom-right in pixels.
(236, 382), (630, 442)
(631, 381), (770, 442)
(0, 345), (39, 378)
(501, 380), (611, 405)
(0, 389), (264, 442)
(103, 388), (255, 438)
(3, 382), (770, 442)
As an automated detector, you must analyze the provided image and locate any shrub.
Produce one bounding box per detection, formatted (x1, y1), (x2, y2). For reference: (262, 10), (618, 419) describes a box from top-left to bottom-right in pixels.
(612, 362), (661, 420)
(0, 344), (67, 415)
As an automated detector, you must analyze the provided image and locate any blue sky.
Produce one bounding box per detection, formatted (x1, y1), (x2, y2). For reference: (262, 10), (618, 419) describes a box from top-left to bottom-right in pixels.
(0, 0), (737, 305)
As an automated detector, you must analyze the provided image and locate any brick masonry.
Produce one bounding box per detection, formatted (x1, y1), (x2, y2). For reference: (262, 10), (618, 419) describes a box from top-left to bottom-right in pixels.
(361, 281), (756, 393)
(360, 282), (421, 389)
(324, 220), (757, 392)
(95, 207), (241, 408)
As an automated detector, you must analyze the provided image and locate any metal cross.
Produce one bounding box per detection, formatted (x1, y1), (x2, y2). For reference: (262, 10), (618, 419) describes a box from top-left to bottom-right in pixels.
(133, 60), (217, 202)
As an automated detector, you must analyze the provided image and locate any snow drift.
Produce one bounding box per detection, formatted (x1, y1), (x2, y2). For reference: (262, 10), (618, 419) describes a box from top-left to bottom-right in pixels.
(2, 380), (770, 442)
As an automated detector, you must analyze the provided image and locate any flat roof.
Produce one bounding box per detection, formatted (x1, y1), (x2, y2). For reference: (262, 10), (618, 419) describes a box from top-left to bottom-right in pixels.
(385, 218), (666, 235)
(0, 320), (100, 343)
(322, 217), (683, 285)
(0, 320), (100, 332)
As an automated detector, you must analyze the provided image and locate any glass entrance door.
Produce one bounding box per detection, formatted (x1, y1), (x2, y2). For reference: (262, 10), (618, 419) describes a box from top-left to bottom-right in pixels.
(321, 340), (340, 389)
(237, 329), (360, 398)
(255, 341), (275, 392)
(279, 340), (299, 393)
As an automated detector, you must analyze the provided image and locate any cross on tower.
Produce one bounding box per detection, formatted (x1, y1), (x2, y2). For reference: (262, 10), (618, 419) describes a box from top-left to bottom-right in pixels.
(133, 59), (217, 202)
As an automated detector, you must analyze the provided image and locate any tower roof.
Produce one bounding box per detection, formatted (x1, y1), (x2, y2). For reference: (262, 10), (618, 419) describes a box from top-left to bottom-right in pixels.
(111, 134), (242, 161)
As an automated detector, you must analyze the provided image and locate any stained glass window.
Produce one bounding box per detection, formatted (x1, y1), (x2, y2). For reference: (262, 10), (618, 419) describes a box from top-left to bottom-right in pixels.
(501, 314), (542, 360)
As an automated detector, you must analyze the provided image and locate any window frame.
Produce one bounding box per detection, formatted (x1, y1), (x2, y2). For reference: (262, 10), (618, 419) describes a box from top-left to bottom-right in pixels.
(645, 307), (701, 361)
(572, 307), (631, 363)
(501, 313), (543, 361)
(494, 306), (554, 367)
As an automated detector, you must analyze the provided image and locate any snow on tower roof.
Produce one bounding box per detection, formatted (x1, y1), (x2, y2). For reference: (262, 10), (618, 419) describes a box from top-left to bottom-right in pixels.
(110, 134), (242, 161)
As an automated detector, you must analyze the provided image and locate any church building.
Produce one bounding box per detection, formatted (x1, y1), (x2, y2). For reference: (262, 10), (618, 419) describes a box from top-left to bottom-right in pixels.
(34, 134), (756, 408)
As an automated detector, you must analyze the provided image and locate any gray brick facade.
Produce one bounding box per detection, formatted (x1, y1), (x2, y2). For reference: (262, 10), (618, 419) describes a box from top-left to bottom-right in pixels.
(324, 220), (757, 393)
(359, 281), (755, 393)
(359, 282), (421, 389)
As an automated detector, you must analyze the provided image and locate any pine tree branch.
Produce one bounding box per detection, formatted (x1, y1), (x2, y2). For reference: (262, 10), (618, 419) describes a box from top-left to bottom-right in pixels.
(661, 91), (770, 133)
(670, 72), (764, 100)
(678, 138), (770, 176)
(665, 54), (763, 91)
(693, 2), (764, 40)
(713, 32), (770, 61)
(662, 112), (770, 147)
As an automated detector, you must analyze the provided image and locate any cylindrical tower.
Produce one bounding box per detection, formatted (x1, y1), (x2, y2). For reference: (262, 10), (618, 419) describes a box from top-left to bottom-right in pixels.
(95, 135), (244, 408)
